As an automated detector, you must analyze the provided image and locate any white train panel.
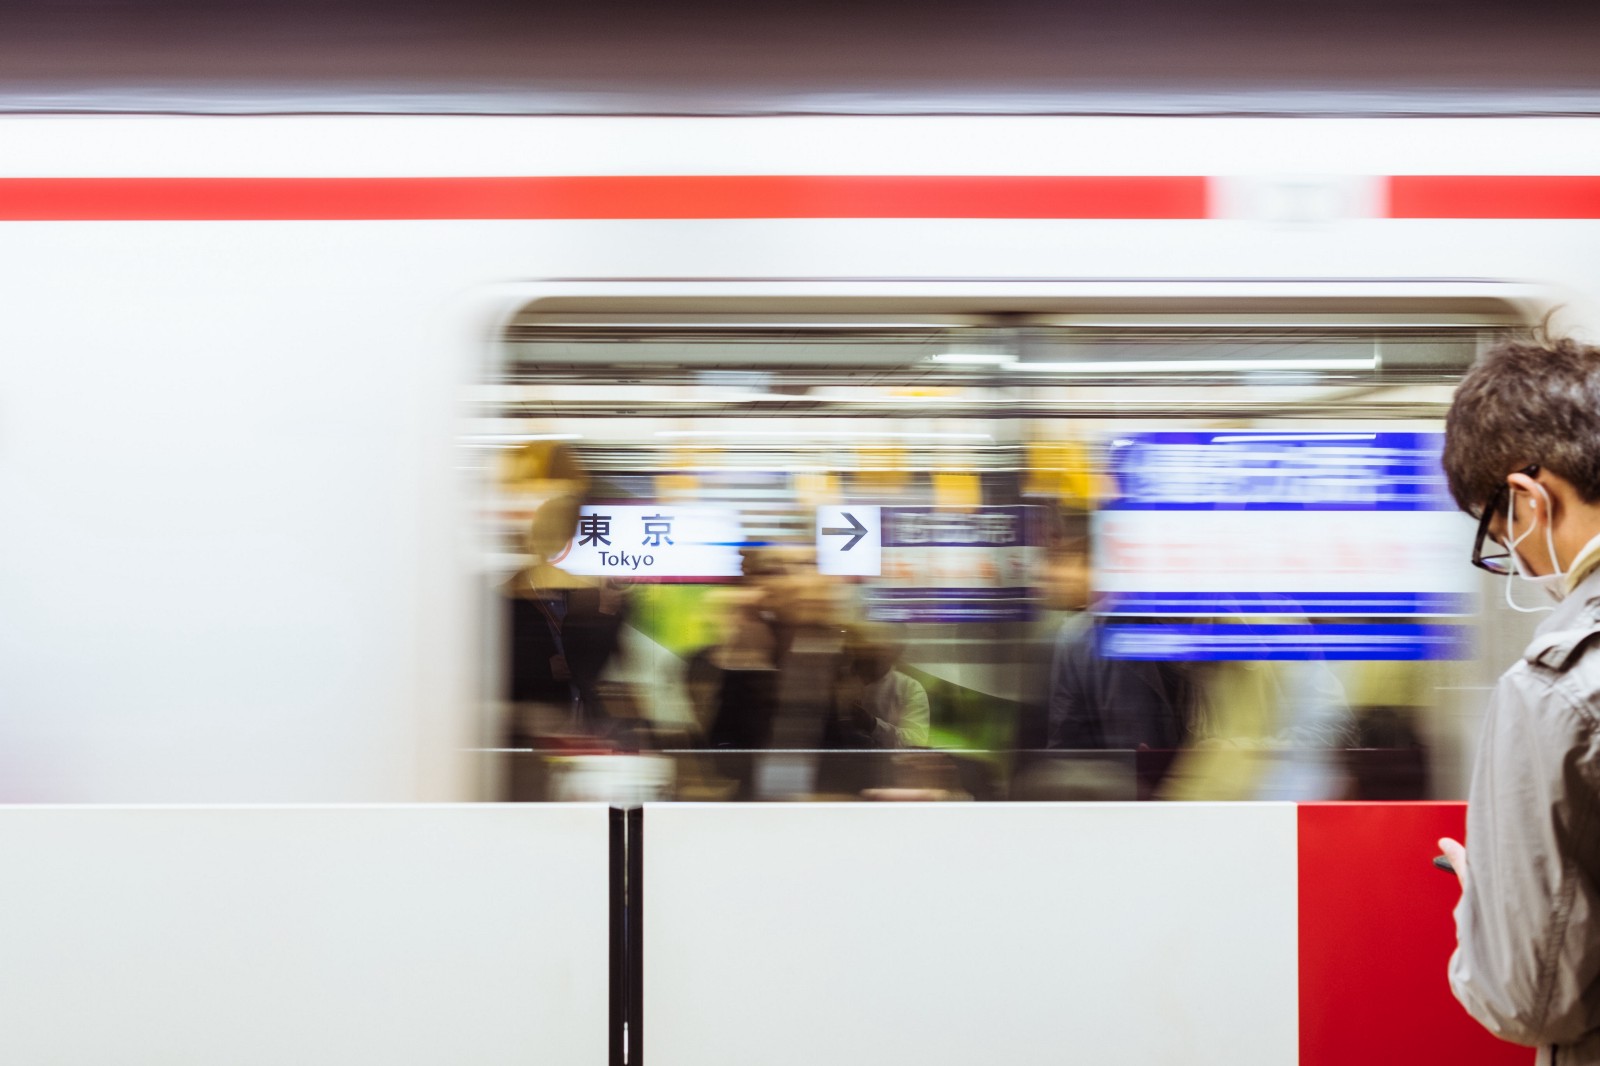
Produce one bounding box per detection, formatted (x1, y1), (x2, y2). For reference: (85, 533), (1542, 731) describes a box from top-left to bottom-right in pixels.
(0, 804), (612, 1066)
(642, 802), (1298, 1066)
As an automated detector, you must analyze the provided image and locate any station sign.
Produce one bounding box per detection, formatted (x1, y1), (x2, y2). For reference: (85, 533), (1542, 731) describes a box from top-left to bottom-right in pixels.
(1095, 432), (1475, 660)
(555, 505), (744, 579)
(866, 505), (1043, 623)
(815, 506), (881, 576)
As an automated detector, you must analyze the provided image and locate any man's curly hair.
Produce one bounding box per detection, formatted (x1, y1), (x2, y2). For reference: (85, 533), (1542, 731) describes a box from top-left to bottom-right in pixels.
(1443, 334), (1600, 515)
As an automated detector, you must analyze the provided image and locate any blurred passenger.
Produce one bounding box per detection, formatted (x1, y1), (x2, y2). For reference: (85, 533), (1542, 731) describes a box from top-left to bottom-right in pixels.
(1014, 508), (1092, 750)
(767, 560), (852, 798)
(1340, 661), (1436, 800)
(1342, 705), (1430, 800)
(503, 495), (628, 744)
(1033, 511), (1195, 796)
(1048, 623), (1193, 754)
(835, 625), (930, 749)
(1011, 509), (1140, 800)
(666, 590), (781, 800)
(1044, 541), (1190, 762)
(499, 437), (588, 497)
(700, 589), (781, 750)
(689, 549), (849, 798)
(1159, 655), (1353, 801)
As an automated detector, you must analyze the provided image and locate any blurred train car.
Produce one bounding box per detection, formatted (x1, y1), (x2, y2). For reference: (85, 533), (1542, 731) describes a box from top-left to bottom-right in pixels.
(1, 114), (1598, 803)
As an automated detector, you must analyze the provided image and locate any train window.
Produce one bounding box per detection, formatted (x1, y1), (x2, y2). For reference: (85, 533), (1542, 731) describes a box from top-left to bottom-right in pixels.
(469, 305), (1530, 804)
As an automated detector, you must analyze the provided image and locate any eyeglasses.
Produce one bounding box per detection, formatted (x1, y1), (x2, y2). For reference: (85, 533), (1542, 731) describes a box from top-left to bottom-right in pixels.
(1471, 464), (1542, 574)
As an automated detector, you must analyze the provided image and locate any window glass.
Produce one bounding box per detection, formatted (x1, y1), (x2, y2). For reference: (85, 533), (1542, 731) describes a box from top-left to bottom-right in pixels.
(469, 314), (1525, 803)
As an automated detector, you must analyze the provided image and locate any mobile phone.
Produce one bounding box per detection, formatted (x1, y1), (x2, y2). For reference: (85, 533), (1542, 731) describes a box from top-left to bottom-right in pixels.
(1433, 855), (1456, 874)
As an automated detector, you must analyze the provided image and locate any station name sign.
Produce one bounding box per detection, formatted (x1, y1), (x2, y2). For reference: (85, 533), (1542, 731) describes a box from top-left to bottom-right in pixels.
(555, 505), (744, 579)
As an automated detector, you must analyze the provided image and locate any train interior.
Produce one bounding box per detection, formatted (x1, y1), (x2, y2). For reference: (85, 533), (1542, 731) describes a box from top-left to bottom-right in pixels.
(467, 294), (1540, 805)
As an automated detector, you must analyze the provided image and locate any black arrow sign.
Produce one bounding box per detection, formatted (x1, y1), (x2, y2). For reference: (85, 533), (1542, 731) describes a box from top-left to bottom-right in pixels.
(821, 511), (869, 551)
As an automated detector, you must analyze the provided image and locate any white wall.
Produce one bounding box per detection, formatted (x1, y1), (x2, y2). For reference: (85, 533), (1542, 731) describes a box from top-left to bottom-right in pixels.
(0, 804), (612, 1066)
(642, 802), (1298, 1066)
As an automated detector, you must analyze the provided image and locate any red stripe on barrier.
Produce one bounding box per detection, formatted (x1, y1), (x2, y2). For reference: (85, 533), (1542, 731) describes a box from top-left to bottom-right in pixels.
(1298, 802), (1531, 1066)
(0, 175), (1209, 221)
(1389, 176), (1600, 218)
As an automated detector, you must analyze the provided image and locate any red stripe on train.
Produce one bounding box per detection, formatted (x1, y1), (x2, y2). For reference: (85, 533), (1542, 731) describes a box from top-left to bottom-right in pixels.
(0, 175), (1209, 220)
(1389, 176), (1600, 218)
(5, 175), (1600, 219)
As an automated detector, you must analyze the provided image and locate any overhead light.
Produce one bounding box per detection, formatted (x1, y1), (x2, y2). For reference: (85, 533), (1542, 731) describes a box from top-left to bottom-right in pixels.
(1209, 433), (1378, 443)
(655, 429), (993, 441)
(927, 352), (1018, 366)
(462, 433), (583, 446)
(831, 393), (984, 404)
(1006, 357), (1379, 374)
(701, 392), (790, 403)
(522, 320), (963, 329)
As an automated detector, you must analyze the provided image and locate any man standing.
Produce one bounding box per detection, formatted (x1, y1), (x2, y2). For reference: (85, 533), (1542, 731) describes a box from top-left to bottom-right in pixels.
(1439, 336), (1600, 1065)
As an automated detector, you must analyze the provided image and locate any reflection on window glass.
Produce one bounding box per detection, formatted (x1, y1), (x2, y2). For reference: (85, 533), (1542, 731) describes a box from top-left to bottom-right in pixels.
(468, 315), (1527, 803)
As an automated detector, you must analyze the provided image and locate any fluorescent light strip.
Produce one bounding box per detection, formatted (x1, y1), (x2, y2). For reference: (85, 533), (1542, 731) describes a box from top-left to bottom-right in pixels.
(639, 465), (1006, 473)
(1208, 433), (1379, 443)
(1008, 357), (1378, 374)
(1030, 317), (1492, 328)
(462, 433), (583, 444)
(927, 353), (1018, 365)
(523, 321), (962, 330)
(655, 429), (992, 440)
(830, 394), (990, 403)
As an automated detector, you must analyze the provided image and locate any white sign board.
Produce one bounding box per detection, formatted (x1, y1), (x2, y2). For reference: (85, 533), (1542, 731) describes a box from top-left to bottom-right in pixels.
(555, 505), (744, 578)
(815, 506), (881, 576)
(1094, 509), (1474, 596)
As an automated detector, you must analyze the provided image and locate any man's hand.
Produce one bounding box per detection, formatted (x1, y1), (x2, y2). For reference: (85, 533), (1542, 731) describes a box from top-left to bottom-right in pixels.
(1438, 837), (1467, 889)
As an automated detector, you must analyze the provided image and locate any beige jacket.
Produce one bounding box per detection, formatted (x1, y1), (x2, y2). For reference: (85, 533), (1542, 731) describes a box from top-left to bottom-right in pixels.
(1451, 564), (1600, 1065)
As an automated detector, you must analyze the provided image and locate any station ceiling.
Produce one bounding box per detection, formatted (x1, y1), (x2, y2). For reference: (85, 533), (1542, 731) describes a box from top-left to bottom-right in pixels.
(1, 0), (1597, 115)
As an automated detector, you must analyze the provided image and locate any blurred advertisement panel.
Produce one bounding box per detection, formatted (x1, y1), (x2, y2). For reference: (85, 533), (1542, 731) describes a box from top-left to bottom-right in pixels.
(866, 505), (1044, 623)
(1095, 432), (1474, 660)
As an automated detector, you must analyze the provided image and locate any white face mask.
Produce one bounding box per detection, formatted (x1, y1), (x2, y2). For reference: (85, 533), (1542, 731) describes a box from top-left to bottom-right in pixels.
(1504, 484), (1566, 613)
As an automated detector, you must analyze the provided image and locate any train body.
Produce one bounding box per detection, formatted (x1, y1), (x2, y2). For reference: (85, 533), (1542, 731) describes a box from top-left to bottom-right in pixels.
(1, 113), (1599, 804)
(5, 109), (1597, 1064)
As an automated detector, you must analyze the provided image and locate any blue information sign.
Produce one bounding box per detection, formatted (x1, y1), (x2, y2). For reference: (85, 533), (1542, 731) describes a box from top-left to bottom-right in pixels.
(1095, 431), (1474, 660)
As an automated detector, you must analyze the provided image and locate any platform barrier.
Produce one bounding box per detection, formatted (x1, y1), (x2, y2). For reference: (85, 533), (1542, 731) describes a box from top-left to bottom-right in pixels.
(0, 805), (613, 1066)
(0, 801), (1539, 1065)
(641, 802), (1298, 1066)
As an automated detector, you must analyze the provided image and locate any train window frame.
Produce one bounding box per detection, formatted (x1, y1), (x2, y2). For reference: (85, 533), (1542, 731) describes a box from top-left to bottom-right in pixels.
(467, 278), (1545, 802)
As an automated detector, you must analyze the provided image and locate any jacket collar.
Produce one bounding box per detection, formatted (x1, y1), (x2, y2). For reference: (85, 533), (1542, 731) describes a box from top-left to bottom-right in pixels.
(1536, 563), (1600, 639)
(1565, 530), (1600, 593)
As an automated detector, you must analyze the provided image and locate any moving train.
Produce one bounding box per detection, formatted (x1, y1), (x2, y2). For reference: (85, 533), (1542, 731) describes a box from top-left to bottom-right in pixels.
(3, 101), (1593, 1065)
(2, 114), (1597, 804)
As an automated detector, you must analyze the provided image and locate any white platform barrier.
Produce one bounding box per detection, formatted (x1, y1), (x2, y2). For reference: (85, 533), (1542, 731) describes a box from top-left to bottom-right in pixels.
(642, 802), (1298, 1066)
(0, 805), (612, 1066)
